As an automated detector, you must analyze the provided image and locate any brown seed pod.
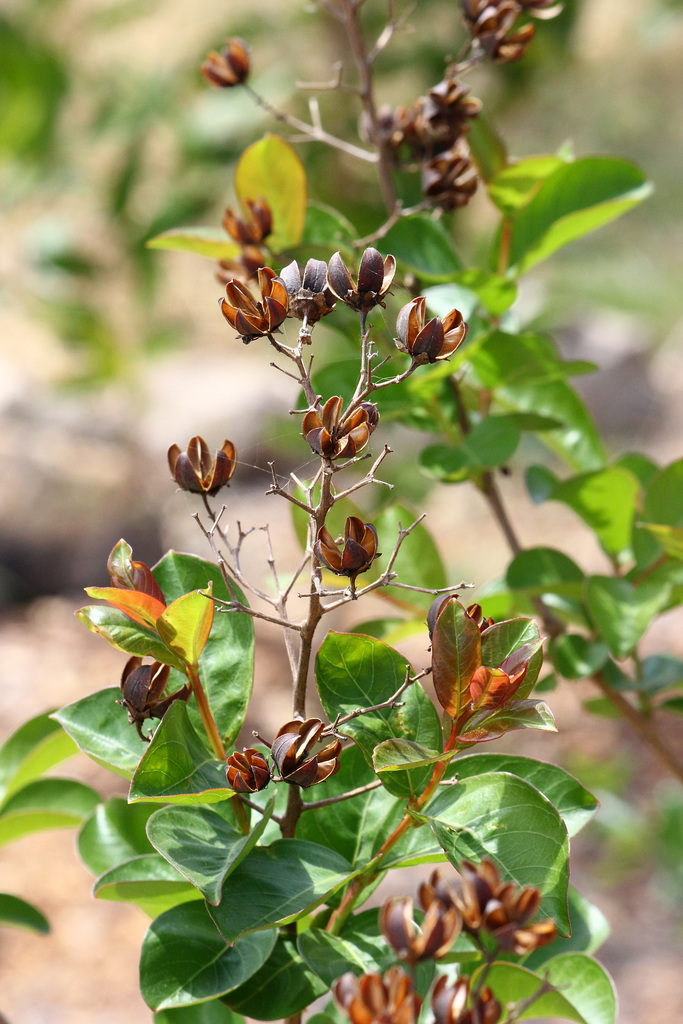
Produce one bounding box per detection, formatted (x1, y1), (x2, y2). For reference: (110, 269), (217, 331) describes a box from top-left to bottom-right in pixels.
(167, 437), (237, 496)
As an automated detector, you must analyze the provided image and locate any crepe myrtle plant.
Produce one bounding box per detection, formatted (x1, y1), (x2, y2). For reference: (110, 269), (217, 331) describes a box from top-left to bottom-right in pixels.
(6, 1), (683, 1022)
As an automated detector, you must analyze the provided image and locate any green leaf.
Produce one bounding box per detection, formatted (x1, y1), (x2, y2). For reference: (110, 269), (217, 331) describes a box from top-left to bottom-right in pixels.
(424, 283), (480, 323)
(78, 797), (157, 876)
(93, 853), (201, 915)
(0, 893), (50, 934)
(379, 213), (461, 282)
(550, 635), (609, 680)
(425, 771), (570, 934)
(480, 954), (616, 1024)
(467, 113), (507, 183)
(454, 269), (517, 317)
(638, 522), (683, 560)
(298, 202), (356, 256)
(153, 552), (254, 748)
(526, 465), (558, 504)
(297, 746), (398, 867)
(0, 778), (100, 848)
(157, 587), (214, 667)
(129, 700), (231, 804)
(637, 655), (683, 695)
(642, 457), (683, 527)
(465, 415), (521, 466)
(234, 135), (306, 252)
(488, 154), (565, 215)
(298, 910), (436, 991)
(54, 687), (149, 778)
(481, 618), (544, 695)
(431, 599), (481, 718)
(75, 605), (185, 670)
(585, 576), (671, 658)
(225, 936), (327, 1020)
(155, 1002), (243, 1024)
(505, 156), (652, 274)
(369, 503), (447, 612)
(146, 798), (275, 905)
(0, 712), (77, 807)
(615, 452), (659, 488)
(208, 840), (354, 945)
(446, 753), (598, 837)
(549, 467), (641, 559)
(460, 698), (556, 742)
(498, 379), (605, 472)
(373, 739), (455, 773)
(524, 887), (610, 969)
(316, 632), (442, 798)
(140, 901), (277, 1011)
(467, 331), (596, 391)
(506, 547), (584, 606)
(146, 227), (241, 260)
(84, 586), (167, 631)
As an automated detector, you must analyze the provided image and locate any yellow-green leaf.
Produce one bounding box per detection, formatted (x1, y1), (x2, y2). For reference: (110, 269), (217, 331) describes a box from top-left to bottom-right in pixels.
(234, 135), (306, 253)
(156, 585), (214, 667)
(146, 227), (241, 261)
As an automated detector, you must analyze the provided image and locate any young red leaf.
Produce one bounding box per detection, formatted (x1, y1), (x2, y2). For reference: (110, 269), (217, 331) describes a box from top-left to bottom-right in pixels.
(431, 598), (482, 718)
(85, 587), (167, 631)
(107, 539), (166, 605)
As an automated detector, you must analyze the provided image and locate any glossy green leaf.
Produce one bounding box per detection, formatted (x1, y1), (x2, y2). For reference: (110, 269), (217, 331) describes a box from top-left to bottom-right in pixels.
(0, 893), (49, 934)
(586, 576), (671, 658)
(77, 797), (157, 876)
(234, 135), (306, 252)
(129, 700), (231, 804)
(637, 655), (683, 694)
(642, 457), (683, 527)
(481, 618), (544, 696)
(431, 599), (481, 718)
(550, 467), (641, 559)
(93, 853), (200, 915)
(157, 587), (214, 667)
(466, 415), (521, 466)
(0, 778), (99, 848)
(373, 738), (455, 773)
(54, 687), (149, 778)
(140, 901), (277, 1010)
(616, 453), (659, 488)
(460, 698), (556, 742)
(638, 522), (683, 560)
(85, 586), (167, 631)
(506, 547), (584, 605)
(209, 840), (354, 944)
(445, 752), (598, 837)
(146, 798), (275, 905)
(0, 712), (77, 807)
(551, 634), (609, 679)
(379, 213), (461, 281)
(480, 954), (616, 1024)
(425, 771), (570, 933)
(225, 936), (327, 1020)
(75, 605), (185, 670)
(316, 632), (442, 798)
(468, 113), (507, 183)
(467, 331), (596, 391)
(419, 444), (471, 483)
(524, 887), (610, 969)
(505, 156), (652, 274)
(298, 202), (356, 256)
(297, 746), (398, 867)
(498, 378), (605, 472)
(153, 552), (254, 748)
(146, 227), (241, 260)
(155, 1002), (243, 1024)
(488, 154), (565, 215)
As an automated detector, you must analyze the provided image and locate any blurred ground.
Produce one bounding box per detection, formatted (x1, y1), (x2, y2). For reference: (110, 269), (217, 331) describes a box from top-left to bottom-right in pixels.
(2, 0), (683, 1021)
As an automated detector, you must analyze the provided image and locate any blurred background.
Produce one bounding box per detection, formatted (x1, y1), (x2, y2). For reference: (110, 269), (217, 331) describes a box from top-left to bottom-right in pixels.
(1, 0), (683, 1020)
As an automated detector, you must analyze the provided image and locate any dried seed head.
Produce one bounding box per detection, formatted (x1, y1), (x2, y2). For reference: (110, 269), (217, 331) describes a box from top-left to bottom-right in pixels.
(302, 396), (379, 460)
(334, 967), (421, 1024)
(380, 896), (461, 963)
(327, 248), (396, 312)
(167, 437), (237, 495)
(315, 517), (380, 582)
(226, 748), (271, 793)
(271, 718), (341, 788)
(280, 258), (336, 323)
(220, 268), (289, 343)
(223, 199), (272, 246)
(422, 140), (478, 211)
(201, 38), (250, 87)
(432, 975), (502, 1024)
(118, 657), (190, 742)
(396, 296), (467, 364)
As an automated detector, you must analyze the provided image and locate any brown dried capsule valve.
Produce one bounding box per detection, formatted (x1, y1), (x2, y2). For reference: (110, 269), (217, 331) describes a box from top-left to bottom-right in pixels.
(380, 896), (462, 963)
(223, 198), (272, 247)
(220, 268), (289, 343)
(280, 258), (336, 324)
(271, 718), (341, 788)
(432, 975), (502, 1024)
(118, 657), (190, 742)
(303, 396), (378, 461)
(201, 38), (250, 88)
(226, 748), (271, 793)
(168, 436), (237, 496)
(396, 296), (467, 364)
(315, 517), (380, 583)
(334, 967), (421, 1024)
(326, 248), (396, 312)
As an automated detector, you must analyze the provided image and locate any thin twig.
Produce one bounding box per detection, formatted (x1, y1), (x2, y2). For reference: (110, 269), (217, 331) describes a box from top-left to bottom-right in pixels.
(301, 779), (383, 811)
(211, 595), (303, 631)
(239, 796), (284, 826)
(323, 666), (416, 733)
